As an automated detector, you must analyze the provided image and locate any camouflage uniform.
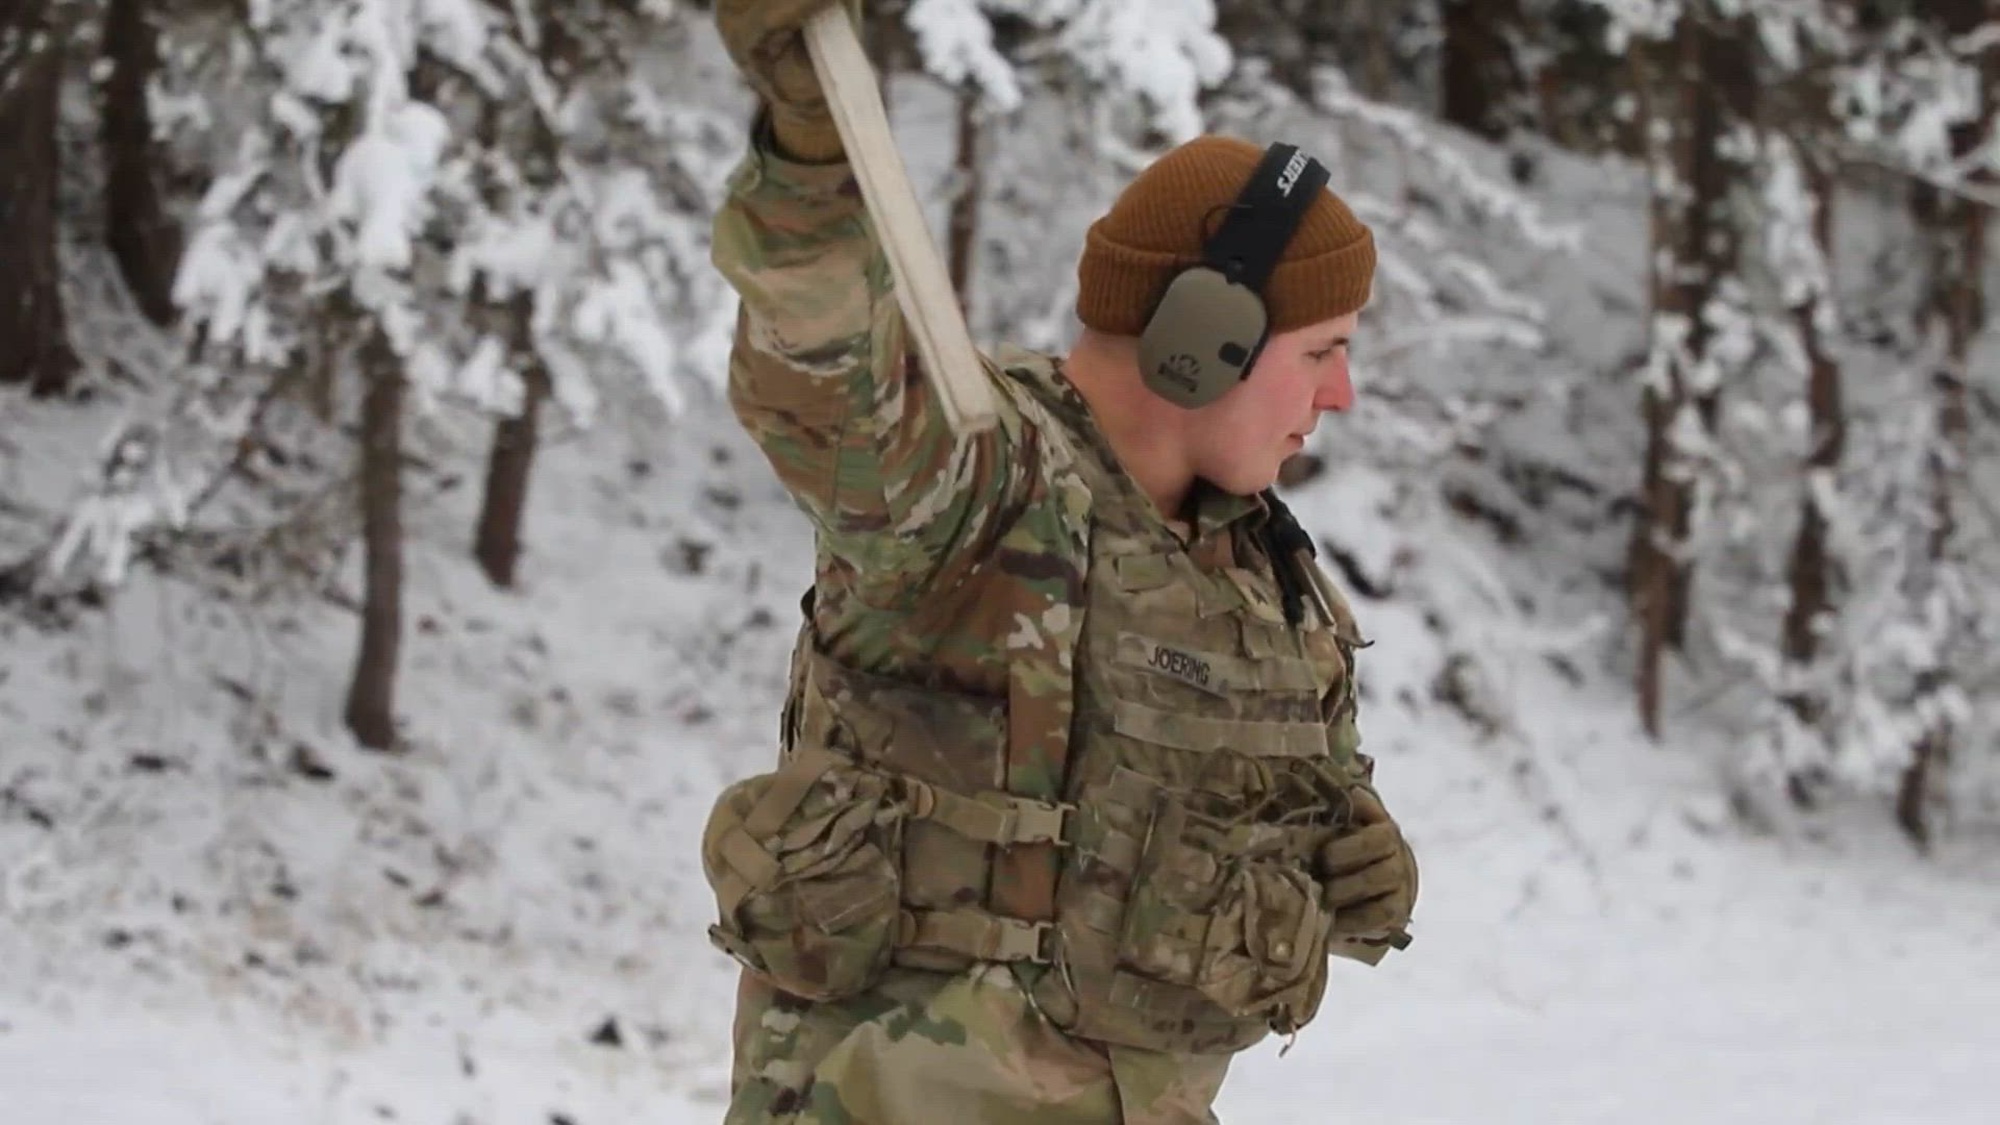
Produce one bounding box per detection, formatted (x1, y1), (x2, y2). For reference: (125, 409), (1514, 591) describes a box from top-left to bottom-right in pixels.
(705, 117), (1410, 1125)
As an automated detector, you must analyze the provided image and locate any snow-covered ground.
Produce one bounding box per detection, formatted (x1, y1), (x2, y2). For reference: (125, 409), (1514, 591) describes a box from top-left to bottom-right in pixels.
(6, 363), (1996, 1123)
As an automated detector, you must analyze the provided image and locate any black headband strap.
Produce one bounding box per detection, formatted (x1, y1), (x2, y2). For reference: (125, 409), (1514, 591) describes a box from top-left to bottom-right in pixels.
(1201, 143), (1330, 293)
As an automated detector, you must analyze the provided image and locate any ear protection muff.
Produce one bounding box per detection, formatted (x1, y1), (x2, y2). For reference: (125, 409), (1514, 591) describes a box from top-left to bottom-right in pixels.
(1138, 143), (1332, 409)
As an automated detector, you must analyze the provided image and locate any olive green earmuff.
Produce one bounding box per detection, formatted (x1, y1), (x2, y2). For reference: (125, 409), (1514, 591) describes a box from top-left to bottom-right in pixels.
(1138, 143), (1332, 409)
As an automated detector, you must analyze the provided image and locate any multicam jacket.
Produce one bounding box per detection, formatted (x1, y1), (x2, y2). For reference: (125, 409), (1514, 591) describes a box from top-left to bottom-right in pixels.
(702, 120), (1398, 1125)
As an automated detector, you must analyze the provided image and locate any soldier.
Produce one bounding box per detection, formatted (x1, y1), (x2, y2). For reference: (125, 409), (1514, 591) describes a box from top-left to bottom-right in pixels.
(699, 2), (1420, 1122)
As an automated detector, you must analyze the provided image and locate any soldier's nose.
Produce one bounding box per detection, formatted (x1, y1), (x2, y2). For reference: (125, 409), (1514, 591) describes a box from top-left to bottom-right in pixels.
(1317, 366), (1354, 413)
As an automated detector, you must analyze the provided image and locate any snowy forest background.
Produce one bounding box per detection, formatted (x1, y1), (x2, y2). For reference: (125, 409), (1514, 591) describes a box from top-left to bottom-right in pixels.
(1, 1), (1996, 1122)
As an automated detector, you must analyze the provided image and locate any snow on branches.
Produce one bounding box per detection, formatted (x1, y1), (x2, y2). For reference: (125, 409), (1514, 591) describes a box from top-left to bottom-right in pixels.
(1715, 353), (1982, 801)
(1834, 11), (2000, 202)
(905, 0), (1026, 111)
(21, 0), (737, 595)
(1046, 0), (1231, 142)
(174, 0), (728, 428)
(1300, 66), (1578, 378)
(901, 0), (1232, 143)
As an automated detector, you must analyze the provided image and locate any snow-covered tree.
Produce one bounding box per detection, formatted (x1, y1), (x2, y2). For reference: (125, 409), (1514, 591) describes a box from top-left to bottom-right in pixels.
(861, 0), (1234, 333)
(1760, 2), (1855, 740)
(1584, 0), (2000, 841)
(1862, 0), (1997, 844)
(1612, 2), (1765, 738)
(159, 0), (733, 747)
(1701, 1), (1891, 810)
(897, 0), (1231, 149)
(173, 1), (712, 424)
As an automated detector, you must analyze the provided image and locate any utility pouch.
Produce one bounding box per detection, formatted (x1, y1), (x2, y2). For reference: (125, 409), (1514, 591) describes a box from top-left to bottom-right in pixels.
(699, 745), (904, 1002)
(1117, 786), (1337, 1030)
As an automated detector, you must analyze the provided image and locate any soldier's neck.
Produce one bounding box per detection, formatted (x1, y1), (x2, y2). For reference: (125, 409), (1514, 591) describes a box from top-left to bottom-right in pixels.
(1062, 333), (1198, 527)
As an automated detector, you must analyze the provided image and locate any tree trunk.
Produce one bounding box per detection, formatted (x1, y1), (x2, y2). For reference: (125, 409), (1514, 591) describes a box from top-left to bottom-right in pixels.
(1538, 0), (1648, 157)
(1626, 20), (1696, 739)
(0, 0), (79, 396)
(947, 85), (980, 319)
(865, 0), (907, 116)
(474, 293), (549, 590)
(98, 0), (179, 327)
(1439, 0), (1525, 140)
(1778, 156), (1843, 728)
(1894, 0), (1994, 849)
(1629, 366), (1676, 736)
(1626, 6), (1755, 737)
(1896, 181), (1981, 845)
(469, 3), (570, 591)
(1661, 17), (1755, 649)
(1360, 0), (1394, 101)
(1897, 722), (1947, 852)
(345, 319), (405, 752)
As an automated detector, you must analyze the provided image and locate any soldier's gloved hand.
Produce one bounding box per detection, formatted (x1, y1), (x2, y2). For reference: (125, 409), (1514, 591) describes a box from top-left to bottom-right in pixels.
(715, 0), (861, 159)
(1318, 784), (1418, 948)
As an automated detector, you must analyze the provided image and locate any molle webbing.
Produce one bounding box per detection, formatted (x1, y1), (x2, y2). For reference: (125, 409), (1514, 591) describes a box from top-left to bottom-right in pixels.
(900, 777), (1073, 847)
(789, 642), (1077, 968)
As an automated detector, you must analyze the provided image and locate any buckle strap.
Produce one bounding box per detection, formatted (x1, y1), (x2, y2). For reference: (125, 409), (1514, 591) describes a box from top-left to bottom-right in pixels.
(898, 908), (1057, 964)
(901, 779), (1073, 847)
(745, 745), (846, 837)
(711, 746), (849, 915)
(709, 830), (777, 916)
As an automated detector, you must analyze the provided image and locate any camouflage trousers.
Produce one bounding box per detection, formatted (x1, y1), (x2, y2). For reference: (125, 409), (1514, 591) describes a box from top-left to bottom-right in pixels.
(725, 963), (1232, 1124)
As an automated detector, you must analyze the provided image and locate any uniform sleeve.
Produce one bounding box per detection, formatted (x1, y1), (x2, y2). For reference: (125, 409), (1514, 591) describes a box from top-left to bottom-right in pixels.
(709, 118), (1030, 608)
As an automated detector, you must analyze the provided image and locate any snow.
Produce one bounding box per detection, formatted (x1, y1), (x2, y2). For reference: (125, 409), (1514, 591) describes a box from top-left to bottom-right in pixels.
(9, 375), (1996, 1121)
(8, 369), (1995, 1123)
(906, 0), (1027, 112)
(6, 424), (1995, 1124)
(5, 11), (1997, 1125)
(334, 102), (453, 272)
(1055, 0), (1233, 142)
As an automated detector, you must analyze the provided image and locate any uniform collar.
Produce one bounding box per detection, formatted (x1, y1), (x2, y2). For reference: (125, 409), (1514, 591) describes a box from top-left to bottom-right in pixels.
(1190, 479), (1269, 540)
(1002, 349), (1272, 543)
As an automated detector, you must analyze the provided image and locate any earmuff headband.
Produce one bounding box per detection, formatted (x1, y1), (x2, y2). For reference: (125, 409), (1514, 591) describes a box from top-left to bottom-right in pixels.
(1199, 144), (1331, 294)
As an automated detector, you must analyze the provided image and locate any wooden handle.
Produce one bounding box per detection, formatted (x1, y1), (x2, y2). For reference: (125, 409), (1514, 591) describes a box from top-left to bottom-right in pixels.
(802, 5), (999, 436)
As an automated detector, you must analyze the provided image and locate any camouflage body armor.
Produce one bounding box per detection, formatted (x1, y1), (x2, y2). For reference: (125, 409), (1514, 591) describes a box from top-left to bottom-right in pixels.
(702, 350), (1372, 1056)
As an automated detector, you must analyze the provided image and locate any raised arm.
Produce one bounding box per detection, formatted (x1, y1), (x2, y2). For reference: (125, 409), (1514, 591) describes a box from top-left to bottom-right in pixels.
(709, 2), (1026, 608)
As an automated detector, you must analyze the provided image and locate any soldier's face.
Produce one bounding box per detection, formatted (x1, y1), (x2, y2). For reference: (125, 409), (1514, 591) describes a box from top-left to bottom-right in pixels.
(1190, 312), (1359, 494)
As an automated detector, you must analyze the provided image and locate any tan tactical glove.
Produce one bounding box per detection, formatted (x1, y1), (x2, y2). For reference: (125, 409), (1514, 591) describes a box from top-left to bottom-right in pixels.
(715, 0), (861, 162)
(1318, 784), (1418, 960)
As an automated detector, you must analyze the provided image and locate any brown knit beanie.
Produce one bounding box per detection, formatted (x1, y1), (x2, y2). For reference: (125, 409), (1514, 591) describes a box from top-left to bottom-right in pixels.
(1076, 135), (1376, 337)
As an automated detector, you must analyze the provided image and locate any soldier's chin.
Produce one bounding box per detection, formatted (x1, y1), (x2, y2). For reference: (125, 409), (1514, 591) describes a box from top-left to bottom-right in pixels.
(1211, 457), (1283, 497)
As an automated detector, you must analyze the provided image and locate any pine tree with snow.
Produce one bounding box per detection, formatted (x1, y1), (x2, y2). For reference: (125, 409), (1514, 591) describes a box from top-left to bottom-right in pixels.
(169, 0), (733, 748)
(1855, 0), (1997, 843)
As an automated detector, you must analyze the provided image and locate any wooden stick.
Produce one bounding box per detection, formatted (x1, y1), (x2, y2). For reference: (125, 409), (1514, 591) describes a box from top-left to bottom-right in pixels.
(802, 5), (999, 436)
